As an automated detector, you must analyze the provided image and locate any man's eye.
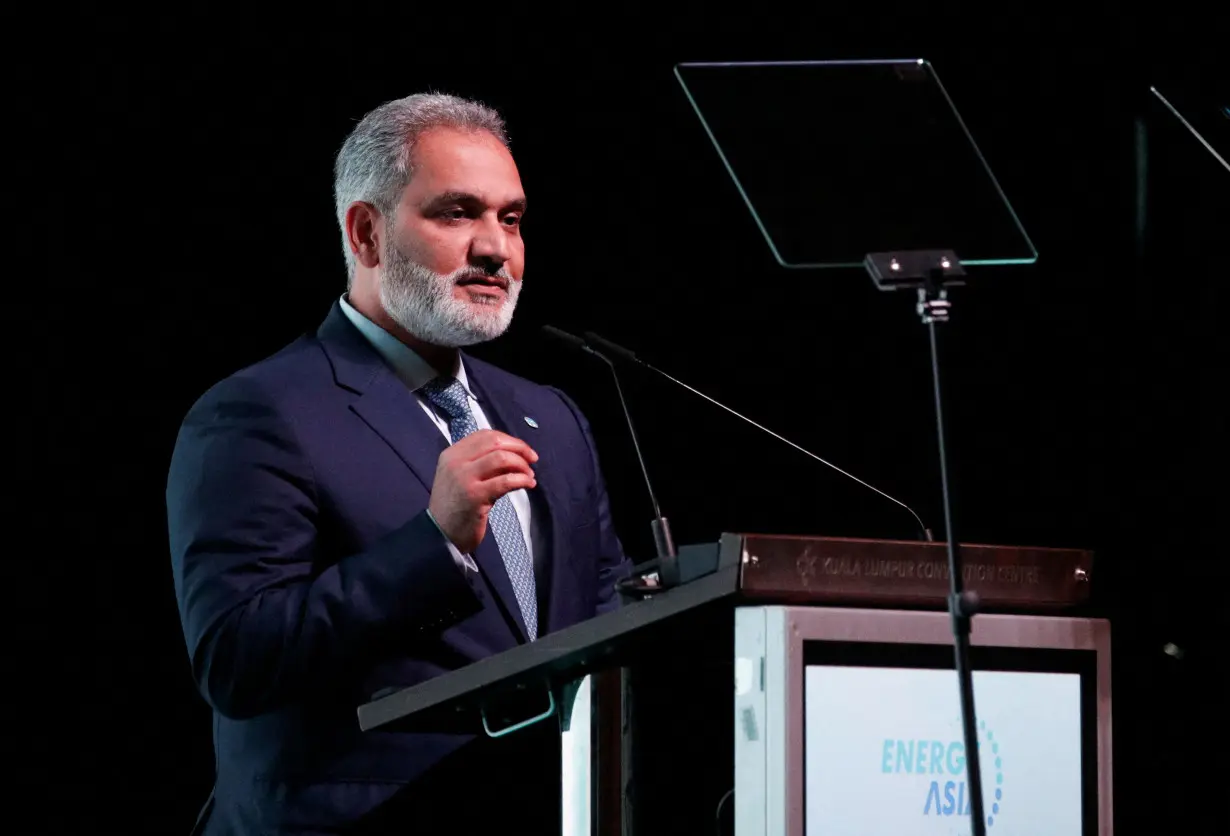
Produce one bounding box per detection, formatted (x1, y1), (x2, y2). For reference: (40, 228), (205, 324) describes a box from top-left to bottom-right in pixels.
(502, 214), (522, 227)
(441, 209), (467, 221)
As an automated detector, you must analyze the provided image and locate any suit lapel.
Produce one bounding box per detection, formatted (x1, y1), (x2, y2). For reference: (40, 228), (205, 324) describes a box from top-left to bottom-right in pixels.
(350, 371), (448, 492)
(318, 303), (446, 492)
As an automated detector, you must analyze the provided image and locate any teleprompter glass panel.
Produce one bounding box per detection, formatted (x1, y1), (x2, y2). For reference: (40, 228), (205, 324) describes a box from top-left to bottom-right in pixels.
(674, 60), (1038, 269)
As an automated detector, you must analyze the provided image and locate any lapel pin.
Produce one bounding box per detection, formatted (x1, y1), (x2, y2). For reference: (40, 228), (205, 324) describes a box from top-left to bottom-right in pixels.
(524, 416), (539, 429)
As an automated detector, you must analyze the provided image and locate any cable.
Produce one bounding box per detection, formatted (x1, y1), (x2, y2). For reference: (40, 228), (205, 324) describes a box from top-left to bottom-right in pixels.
(714, 787), (734, 835)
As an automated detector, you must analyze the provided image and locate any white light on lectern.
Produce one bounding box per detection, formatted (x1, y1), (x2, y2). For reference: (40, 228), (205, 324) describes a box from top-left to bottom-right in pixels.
(561, 676), (592, 836)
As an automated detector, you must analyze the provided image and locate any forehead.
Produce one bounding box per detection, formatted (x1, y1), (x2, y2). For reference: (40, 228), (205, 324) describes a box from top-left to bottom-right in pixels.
(404, 127), (523, 203)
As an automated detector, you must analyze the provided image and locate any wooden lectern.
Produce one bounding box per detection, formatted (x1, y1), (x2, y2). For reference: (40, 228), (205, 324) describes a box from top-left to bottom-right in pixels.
(358, 535), (1111, 836)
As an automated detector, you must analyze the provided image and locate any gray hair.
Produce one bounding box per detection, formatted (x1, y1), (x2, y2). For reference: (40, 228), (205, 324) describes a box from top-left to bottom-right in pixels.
(333, 93), (510, 281)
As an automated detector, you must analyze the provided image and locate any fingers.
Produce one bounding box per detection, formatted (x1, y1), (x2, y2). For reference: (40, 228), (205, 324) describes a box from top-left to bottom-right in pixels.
(430, 431), (539, 553)
(451, 429), (538, 465)
(465, 450), (536, 507)
(472, 472), (538, 507)
(468, 448), (537, 481)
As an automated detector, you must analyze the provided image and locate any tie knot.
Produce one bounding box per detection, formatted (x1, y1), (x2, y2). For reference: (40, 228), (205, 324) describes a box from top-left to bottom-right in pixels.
(419, 376), (472, 422)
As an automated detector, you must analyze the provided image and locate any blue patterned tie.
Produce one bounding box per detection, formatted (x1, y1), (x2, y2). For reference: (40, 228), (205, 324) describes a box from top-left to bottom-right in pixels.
(420, 377), (538, 639)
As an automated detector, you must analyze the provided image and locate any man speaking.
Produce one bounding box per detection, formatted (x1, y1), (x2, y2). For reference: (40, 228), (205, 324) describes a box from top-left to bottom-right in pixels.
(167, 93), (630, 834)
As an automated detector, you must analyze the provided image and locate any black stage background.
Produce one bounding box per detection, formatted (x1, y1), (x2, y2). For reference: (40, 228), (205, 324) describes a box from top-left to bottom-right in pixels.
(12, 4), (1222, 832)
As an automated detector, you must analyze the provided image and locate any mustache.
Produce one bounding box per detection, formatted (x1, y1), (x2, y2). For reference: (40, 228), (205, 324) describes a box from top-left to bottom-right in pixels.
(449, 266), (514, 281)
(450, 266), (516, 291)
(382, 244), (517, 291)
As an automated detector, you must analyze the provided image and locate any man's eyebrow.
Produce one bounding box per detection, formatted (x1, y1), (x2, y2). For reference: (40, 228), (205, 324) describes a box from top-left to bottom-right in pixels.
(424, 191), (527, 213)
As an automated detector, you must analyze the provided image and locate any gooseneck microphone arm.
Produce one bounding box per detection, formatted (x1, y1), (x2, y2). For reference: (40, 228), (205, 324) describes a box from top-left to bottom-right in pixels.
(540, 326), (676, 563)
(582, 331), (933, 542)
(599, 351), (677, 561)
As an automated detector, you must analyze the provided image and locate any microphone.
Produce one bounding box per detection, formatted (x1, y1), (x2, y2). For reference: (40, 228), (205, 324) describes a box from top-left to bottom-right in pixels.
(541, 326), (677, 573)
(540, 325), (592, 355)
(582, 331), (934, 542)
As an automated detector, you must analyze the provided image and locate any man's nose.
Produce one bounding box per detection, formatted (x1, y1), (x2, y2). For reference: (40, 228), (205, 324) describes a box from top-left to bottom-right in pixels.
(470, 215), (512, 266)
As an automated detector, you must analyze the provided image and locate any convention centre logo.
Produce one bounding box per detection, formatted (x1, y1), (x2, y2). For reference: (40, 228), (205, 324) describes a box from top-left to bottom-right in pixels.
(880, 719), (1005, 830)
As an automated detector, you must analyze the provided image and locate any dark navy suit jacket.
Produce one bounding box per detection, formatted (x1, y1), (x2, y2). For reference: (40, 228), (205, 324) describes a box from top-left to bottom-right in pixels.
(166, 303), (629, 834)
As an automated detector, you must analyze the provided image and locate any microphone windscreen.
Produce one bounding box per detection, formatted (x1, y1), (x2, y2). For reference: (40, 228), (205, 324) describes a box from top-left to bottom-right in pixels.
(541, 325), (587, 352)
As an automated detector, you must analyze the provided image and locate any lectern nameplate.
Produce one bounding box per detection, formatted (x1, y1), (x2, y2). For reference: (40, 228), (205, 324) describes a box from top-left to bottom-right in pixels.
(736, 534), (1092, 609)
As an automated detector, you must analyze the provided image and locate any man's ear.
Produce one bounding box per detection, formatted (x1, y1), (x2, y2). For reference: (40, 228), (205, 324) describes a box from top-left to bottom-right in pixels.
(345, 202), (382, 269)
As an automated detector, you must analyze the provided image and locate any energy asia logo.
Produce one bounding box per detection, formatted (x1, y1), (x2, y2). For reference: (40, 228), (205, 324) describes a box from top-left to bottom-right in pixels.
(880, 720), (1005, 829)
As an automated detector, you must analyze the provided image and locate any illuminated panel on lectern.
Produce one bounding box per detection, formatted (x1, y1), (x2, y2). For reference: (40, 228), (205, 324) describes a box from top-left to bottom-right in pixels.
(804, 651), (1086, 836)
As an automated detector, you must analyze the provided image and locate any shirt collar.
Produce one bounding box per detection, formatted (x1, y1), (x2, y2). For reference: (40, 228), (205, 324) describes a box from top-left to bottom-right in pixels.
(337, 294), (477, 400)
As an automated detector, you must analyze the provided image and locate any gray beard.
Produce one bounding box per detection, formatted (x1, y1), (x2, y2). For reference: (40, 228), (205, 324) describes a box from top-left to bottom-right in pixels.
(378, 241), (520, 348)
